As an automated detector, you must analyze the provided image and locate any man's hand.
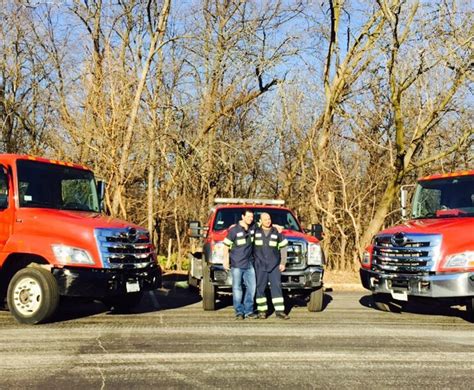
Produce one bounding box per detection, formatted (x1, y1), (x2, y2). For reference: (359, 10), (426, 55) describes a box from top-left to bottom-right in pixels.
(223, 246), (230, 270)
(274, 224), (284, 233)
(279, 263), (285, 272)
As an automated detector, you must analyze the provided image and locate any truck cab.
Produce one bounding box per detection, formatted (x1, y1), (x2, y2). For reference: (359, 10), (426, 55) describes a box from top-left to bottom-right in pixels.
(360, 170), (474, 317)
(0, 154), (162, 324)
(188, 198), (325, 312)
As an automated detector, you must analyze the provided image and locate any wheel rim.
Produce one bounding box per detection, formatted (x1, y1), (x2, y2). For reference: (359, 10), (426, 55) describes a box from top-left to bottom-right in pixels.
(12, 277), (42, 316)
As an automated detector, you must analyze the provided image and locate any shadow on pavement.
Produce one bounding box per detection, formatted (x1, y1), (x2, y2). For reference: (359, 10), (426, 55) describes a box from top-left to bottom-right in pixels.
(53, 273), (202, 322)
(359, 293), (473, 323)
(282, 291), (332, 315)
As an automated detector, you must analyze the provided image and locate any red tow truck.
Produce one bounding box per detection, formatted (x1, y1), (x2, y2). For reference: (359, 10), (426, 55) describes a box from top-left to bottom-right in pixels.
(188, 198), (325, 312)
(360, 170), (474, 317)
(0, 154), (162, 324)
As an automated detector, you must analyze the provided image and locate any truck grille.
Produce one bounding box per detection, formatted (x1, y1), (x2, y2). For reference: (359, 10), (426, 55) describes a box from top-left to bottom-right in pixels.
(286, 240), (306, 269)
(95, 227), (155, 269)
(373, 233), (441, 274)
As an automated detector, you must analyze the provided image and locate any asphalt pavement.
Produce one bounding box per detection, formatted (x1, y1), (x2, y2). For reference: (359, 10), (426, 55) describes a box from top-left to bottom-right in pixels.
(0, 275), (472, 389)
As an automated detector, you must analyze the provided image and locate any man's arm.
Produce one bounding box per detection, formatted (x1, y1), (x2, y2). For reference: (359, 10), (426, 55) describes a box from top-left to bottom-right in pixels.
(222, 227), (235, 270)
(278, 231), (288, 271)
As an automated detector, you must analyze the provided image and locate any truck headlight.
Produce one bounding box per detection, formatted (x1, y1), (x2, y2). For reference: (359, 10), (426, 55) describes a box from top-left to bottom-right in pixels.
(361, 248), (372, 268)
(307, 243), (322, 265)
(444, 251), (474, 269)
(52, 245), (95, 265)
(211, 242), (226, 264)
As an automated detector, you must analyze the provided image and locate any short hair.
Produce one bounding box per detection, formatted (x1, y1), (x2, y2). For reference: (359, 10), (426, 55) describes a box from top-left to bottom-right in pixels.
(242, 209), (254, 217)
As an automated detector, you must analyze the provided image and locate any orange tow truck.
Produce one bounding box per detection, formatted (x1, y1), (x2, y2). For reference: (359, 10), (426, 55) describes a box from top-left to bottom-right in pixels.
(188, 198), (325, 312)
(360, 170), (474, 317)
(0, 154), (161, 324)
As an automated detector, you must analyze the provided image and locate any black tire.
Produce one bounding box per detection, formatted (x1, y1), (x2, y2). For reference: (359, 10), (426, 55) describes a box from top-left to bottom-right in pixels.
(102, 292), (143, 312)
(307, 287), (323, 312)
(188, 272), (199, 290)
(201, 264), (216, 311)
(466, 297), (474, 321)
(7, 267), (59, 325)
(372, 293), (392, 312)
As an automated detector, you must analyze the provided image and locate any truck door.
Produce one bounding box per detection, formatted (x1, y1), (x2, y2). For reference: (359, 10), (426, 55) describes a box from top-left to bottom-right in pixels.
(0, 166), (14, 250)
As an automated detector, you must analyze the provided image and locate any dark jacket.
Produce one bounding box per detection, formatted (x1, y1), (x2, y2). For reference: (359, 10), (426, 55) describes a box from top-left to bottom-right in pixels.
(223, 223), (254, 268)
(253, 226), (288, 271)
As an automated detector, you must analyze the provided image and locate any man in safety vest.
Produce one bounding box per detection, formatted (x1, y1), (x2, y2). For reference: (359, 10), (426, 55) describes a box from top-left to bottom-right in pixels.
(223, 209), (258, 320)
(254, 212), (289, 319)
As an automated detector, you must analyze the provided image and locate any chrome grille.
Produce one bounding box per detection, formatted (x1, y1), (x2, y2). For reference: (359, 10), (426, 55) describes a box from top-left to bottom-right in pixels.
(286, 240), (306, 269)
(95, 227), (154, 269)
(373, 233), (441, 274)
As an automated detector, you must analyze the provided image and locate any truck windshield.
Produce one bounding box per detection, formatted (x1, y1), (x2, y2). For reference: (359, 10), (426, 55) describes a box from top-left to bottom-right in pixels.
(212, 208), (301, 232)
(17, 160), (100, 212)
(412, 175), (474, 219)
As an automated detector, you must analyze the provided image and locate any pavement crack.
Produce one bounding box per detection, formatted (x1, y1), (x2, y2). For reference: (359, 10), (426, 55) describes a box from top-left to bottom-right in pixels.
(95, 335), (107, 390)
(96, 335), (108, 354)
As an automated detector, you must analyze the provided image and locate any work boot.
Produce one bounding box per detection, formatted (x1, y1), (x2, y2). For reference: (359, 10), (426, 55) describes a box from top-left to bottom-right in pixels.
(235, 313), (244, 320)
(257, 312), (267, 319)
(275, 311), (290, 320)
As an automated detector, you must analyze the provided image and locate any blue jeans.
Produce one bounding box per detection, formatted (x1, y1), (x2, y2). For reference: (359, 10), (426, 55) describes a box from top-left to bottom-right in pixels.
(231, 265), (256, 316)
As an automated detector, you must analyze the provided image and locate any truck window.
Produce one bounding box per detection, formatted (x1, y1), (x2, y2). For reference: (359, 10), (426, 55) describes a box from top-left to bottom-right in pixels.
(412, 176), (474, 218)
(17, 160), (100, 212)
(213, 208), (301, 232)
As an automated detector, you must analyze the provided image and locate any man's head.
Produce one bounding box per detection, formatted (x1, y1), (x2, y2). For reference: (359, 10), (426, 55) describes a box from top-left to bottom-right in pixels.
(241, 209), (254, 226)
(260, 212), (272, 228)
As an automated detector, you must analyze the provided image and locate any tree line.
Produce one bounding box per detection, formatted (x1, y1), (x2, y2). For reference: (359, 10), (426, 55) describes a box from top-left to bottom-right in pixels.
(1, 0), (472, 270)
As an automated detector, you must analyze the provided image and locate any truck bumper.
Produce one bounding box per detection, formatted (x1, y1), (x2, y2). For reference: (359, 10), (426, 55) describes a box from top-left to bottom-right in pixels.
(281, 266), (324, 289)
(52, 263), (162, 298)
(360, 268), (474, 298)
(209, 265), (324, 290)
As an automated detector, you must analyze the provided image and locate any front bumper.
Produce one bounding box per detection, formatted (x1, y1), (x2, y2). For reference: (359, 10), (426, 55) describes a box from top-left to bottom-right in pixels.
(52, 263), (162, 298)
(360, 268), (474, 298)
(209, 265), (324, 290)
(281, 266), (324, 289)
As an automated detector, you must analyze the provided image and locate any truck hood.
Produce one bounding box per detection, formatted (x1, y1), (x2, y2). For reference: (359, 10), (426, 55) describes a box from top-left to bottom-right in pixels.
(15, 208), (143, 230)
(209, 227), (318, 243)
(377, 217), (474, 256)
(7, 208), (147, 267)
(281, 229), (319, 243)
(380, 217), (474, 236)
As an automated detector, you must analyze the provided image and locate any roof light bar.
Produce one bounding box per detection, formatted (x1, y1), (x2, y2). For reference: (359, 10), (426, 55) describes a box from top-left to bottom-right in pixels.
(214, 198), (285, 206)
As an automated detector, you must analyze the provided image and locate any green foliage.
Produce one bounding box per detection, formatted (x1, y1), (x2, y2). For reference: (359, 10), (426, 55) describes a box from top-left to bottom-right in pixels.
(157, 253), (190, 271)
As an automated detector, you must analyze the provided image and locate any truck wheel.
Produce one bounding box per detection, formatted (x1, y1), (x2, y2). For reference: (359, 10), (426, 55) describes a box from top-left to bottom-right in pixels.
(307, 287), (323, 312)
(372, 293), (391, 312)
(102, 292), (143, 312)
(466, 297), (474, 320)
(201, 265), (216, 311)
(188, 272), (199, 290)
(7, 267), (59, 325)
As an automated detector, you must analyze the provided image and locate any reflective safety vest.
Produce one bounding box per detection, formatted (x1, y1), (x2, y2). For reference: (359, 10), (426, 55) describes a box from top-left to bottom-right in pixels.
(253, 226), (288, 271)
(223, 223), (254, 268)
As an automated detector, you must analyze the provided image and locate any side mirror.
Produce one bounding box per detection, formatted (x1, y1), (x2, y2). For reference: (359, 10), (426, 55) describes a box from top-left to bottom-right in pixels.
(97, 180), (106, 212)
(97, 180), (106, 202)
(188, 221), (206, 238)
(311, 223), (324, 241)
(400, 188), (408, 220)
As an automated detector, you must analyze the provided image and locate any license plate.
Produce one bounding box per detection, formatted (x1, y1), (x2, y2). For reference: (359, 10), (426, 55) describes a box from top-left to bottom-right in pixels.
(391, 290), (408, 301)
(126, 281), (140, 293)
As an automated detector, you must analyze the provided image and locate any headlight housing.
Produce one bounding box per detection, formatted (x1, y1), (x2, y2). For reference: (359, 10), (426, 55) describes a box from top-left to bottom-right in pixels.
(361, 246), (373, 269)
(52, 244), (95, 265)
(307, 243), (323, 265)
(444, 251), (474, 269)
(210, 242), (227, 264)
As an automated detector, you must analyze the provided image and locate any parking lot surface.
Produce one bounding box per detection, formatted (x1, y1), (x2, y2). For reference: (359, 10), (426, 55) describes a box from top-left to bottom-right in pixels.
(0, 277), (472, 389)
